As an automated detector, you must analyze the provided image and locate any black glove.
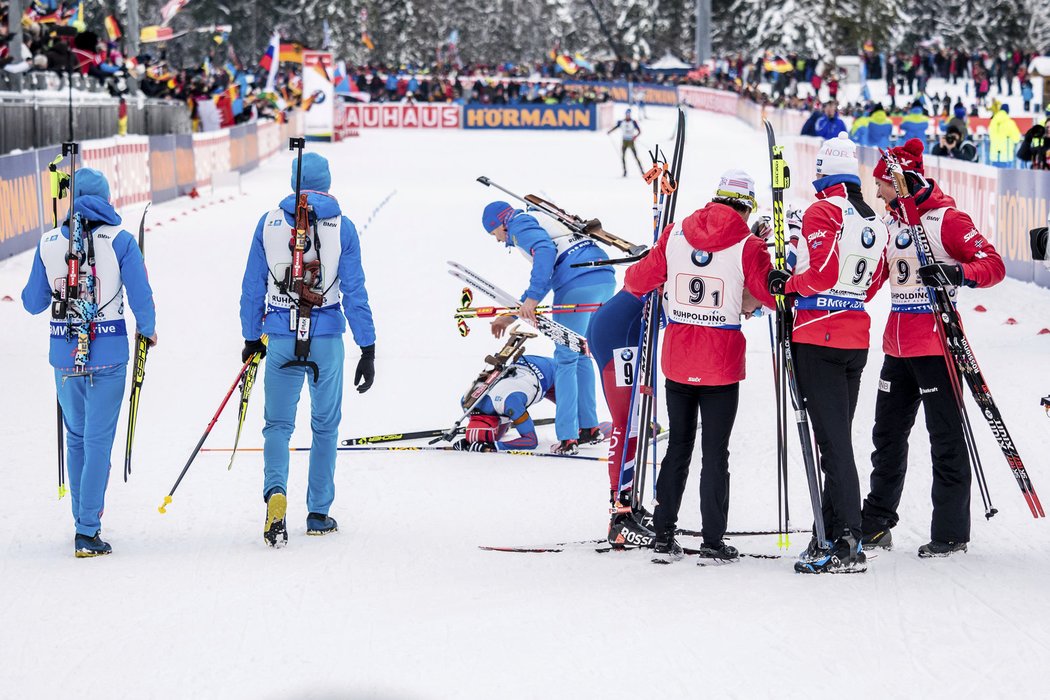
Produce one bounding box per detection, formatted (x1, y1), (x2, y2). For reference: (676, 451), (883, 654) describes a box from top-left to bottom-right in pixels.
(355, 344), (375, 393)
(452, 439), (495, 452)
(767, 269), (791, 296)
(242, 338), (266, 363)
(917, 262), (964, 288)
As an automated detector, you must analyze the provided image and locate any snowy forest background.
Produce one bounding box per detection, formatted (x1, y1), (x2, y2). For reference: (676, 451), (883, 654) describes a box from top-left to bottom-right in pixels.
(122, 0), (1050, 65)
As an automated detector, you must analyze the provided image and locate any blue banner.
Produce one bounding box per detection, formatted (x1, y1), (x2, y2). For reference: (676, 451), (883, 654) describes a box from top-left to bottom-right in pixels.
(463, 104), (598, 130)
(0, 151), (46, 259)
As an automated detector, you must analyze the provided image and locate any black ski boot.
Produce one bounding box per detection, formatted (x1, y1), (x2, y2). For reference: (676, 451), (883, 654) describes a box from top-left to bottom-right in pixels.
(551, 439), (579, 455)
(608, 510), (655, 549)
(918, 540), (967, 558)
(578, 426), (606, 445)
(794, 533), (867, 574)
(651, 532), (684, 564)
(74, 531), (112, 558)
(861, 528), (893, 551)
(264, 491), (288, 548)
(697, 540), (739, 561)
(307, 512), (338, 536)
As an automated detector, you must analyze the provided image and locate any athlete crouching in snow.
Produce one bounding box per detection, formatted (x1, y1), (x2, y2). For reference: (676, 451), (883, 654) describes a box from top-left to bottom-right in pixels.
(623, 170), (775, 564)
(861, 139), (1005, 558)
(766, 133), (889, 574)
(240, 152), (376, 548)
(481, 201), (615, 455)
(22, 168), (157, 557)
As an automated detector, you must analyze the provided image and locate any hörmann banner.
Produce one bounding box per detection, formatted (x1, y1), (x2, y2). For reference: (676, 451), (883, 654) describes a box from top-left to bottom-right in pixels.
(463, 104), (597, 130)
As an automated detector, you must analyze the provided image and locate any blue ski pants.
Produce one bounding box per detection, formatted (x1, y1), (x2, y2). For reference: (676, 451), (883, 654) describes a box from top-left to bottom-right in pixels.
(262, 336), (344, 515)
(55, 364), (126, 537)
(553, 279), (616, 441)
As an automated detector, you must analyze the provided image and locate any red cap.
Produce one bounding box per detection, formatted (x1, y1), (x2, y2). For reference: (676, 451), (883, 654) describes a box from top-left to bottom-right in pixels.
(873, 138), (925, 182)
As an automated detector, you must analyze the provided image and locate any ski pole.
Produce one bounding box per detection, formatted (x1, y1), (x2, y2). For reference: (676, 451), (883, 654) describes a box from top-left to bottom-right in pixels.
(49, 154), (70, 499)
(158, 358), (254, 514)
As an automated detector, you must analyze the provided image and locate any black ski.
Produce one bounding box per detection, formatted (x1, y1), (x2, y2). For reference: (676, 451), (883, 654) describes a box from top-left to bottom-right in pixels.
(342, 418), (555, 446)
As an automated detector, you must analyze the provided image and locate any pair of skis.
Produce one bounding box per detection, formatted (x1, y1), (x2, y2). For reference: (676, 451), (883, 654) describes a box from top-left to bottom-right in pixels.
(883, 153), (1043, 518)
(448, 261), (588, 354)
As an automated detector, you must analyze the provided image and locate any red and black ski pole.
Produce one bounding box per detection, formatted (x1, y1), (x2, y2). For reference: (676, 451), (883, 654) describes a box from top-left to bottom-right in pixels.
(158, 357), (254, 514)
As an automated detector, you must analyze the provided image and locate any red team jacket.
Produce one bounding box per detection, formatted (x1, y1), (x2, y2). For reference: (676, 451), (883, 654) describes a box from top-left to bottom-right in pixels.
(785, 183), (887, 349)
(878, 183), (1005, 358)
(624, 203), (775, 386)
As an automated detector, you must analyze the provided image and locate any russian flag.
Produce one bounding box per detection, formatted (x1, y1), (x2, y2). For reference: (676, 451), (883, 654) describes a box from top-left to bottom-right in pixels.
(259, 32), (278, 72)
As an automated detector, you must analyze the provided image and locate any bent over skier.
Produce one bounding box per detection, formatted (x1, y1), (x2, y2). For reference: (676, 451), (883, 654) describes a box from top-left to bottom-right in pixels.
(240, 151), (376, 547)
(624, 170), (775, 564)
(861, 139), (1005, 558)
(22, 168), (157, 557)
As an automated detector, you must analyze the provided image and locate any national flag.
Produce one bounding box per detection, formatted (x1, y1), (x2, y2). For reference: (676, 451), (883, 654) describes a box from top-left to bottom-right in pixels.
(160, 0), (191, 26)
(141, 25), (179, 43)
(261, 31), (280, 93)
(69, 2), (86, 32)
(763, 56), (793, 73)
(362, 32), (374, 51)
(573, 52), (594, 73)
(279, 43), (304, 64)
(555, 54), (578, 75)
(104, 15), (122, 41)
(117, 98), (128, 136)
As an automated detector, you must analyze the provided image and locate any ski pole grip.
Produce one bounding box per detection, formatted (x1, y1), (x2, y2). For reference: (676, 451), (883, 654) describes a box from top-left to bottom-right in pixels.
(288, 137), (305, 151)
(158, 495), (172, 514)
(476, 176), (492, 186)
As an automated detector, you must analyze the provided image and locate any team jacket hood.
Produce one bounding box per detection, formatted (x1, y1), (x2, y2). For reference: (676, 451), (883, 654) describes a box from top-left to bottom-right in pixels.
(681, 202), (751, 253)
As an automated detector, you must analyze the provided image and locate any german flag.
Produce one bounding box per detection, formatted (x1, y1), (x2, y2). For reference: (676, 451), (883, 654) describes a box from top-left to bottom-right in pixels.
(104, 15), (122, 41)
(279, 43), (304, 64)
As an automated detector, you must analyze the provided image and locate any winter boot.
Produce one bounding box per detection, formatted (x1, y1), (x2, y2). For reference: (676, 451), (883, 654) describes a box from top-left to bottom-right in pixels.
(861, 528), (893, 551)
(551, 439), (579, 455)
(578, 426), (606, 445)
(307, 512), (338, 536)
(918, 540), (967, 558)
(608, 510), (655, 549)
(795, 533), (867, 574)
(697, 540), (740, 561)
(651, 532), (684, 564)
(74, 531), (112, 558)
(264, 491), (288, 548)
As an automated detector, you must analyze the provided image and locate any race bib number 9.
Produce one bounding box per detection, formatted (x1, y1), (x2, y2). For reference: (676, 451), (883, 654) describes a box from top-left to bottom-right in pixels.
(674, 273), (724, 309)
(613, 346), (637, 388)
(838, 254), (878, 290)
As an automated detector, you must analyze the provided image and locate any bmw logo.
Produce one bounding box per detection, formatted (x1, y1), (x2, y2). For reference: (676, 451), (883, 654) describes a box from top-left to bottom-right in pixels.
(620, 348), (634, 361)
(861, 227), (876, 248)
(895, 231), (912, 249)
(691, 250), (713, 267)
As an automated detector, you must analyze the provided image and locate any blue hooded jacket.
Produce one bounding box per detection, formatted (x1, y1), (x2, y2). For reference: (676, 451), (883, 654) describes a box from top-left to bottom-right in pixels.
(503, 209), (613, 301)
(239, 156), (375, 347)
(22, 194), (156, 369)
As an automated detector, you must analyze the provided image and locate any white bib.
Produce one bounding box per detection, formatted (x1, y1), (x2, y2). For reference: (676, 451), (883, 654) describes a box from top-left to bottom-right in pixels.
(516, 213), (591, 267)
(662, 224), (744, 329)
(262, 208), (343, 311)
(488, 365), (543, 416)
(40, 223), (127, 337)
(885, 207), (959, 313)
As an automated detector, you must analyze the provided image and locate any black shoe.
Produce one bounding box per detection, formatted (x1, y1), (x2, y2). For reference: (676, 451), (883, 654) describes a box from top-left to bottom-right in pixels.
(74, 531), (112, 558)
(794, 534), (867, 574)
(307, 512), (338, 536)
(551, 439), (579, 455)
(578, 426), (606, 445)
(861, 528), (893, 551)
(697, 540), (739, 561)
(264, 492), (288, 548)
(918, 540), (967, 558)
(651, 533), (684, 564)
(607, 510), (655, 549)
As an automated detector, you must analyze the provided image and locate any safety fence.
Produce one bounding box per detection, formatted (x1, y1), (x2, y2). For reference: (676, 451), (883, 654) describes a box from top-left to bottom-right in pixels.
(0, 113), (303, 259)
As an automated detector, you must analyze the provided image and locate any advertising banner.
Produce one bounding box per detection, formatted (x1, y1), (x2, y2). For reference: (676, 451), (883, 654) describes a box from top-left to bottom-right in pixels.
(303, 51), (336, 141)
(463, 104), (597, 130)
(0, 151), (45, 259)
(678, 85), (738, 115)
(337, 103), (461, 132)
(149, 134), (179, 204)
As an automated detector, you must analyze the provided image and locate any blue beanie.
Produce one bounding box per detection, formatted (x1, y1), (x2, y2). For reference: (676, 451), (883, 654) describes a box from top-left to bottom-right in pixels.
(292, 152), (331, 193)
(482, 201), (514, 232)
(1000, 103), (1010, 114)
(74, 168), (110, 201)
(954, 104), (966, 119)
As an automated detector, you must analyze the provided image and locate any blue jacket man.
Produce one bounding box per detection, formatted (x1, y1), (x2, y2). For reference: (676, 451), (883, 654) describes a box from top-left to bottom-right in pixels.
(240, 152), (375, 547)
(865, 105), (894, 150)
(802, 101), (847, 141)
(898, 102), (930, 145)
(22, 168), (157, 557)
(481, 201), (615, 453)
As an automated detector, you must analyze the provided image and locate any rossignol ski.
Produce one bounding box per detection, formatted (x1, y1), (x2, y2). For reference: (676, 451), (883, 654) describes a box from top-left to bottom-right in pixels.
(447, 261), (588, 354)
(622, 108), (685, 519)
(430, 328), (537, 444)
(227, 336), (267, 470)
(476, 176), (646, 255)
(884, 153), (1043, 518)
(765, 120), (825, 547)
(124, 202), (151, 482)
(279, 138), (324, 383)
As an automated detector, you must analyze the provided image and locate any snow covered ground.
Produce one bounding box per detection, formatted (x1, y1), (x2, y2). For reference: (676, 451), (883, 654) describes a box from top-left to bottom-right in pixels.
(2, 105), (1050, 699)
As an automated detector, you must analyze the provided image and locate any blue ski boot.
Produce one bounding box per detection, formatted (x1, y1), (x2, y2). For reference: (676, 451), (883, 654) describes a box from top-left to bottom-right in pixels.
(74, 531), (112, 558)
(307, 512), (338, 536)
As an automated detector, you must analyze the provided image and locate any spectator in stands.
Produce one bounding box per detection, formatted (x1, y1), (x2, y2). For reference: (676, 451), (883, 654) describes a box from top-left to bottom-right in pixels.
(948, 102), (969, 139)
(865, 104), (893, 149)
(801, 100), (847, 140)
(1017, 106), (1049, 170)
(930, 124), (977, 162)
(898, 99), (930, 145)
(988, 103), (1022, 168)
